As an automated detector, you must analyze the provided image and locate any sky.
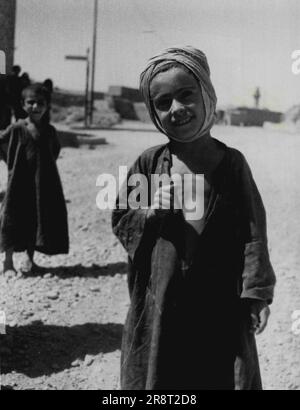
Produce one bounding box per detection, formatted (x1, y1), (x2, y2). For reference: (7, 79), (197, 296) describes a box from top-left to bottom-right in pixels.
(14, 0), (300, 111)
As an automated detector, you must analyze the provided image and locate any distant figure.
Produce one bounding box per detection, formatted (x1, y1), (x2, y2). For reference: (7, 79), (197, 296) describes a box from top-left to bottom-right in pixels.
(20, 72), (31, 89)
(253, 87), (261, 108)
(43, 78), (53, 94)
(8, 65), (25, 120)
(43, 78), (54, 123)
(0, 83), (69, 275)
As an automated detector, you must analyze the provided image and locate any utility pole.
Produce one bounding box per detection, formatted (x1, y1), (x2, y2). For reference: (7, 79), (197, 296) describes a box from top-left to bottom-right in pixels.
(85, 48), (90, 127)
(65, 49), (90, 127)
(89, 0), (98, 126)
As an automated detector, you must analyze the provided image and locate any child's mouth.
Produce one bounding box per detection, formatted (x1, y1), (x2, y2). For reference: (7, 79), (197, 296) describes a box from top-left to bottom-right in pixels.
(173, 116), (193, 126)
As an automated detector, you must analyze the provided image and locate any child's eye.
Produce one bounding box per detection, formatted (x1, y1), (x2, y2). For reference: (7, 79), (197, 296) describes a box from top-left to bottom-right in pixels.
(154, 98), (172, 111)
(178, 90), (194, 101)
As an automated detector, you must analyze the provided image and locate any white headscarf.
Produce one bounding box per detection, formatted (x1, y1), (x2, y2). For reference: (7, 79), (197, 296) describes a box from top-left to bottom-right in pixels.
(140, 46), (217, 141)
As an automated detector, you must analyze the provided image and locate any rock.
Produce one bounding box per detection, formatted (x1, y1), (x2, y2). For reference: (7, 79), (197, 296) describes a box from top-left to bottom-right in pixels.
(89, 286), (101, 293)
(22, 311), (34, 319)
(46, 291), (60, 300)
(27, 295), (36, 303)
(43, 273), (52, 279)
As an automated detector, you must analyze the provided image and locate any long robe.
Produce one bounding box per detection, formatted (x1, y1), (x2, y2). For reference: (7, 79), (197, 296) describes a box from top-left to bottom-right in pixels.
(0, 120), (69, 255)
(112, 138), (276, 390)
(0, 74), (11, 131)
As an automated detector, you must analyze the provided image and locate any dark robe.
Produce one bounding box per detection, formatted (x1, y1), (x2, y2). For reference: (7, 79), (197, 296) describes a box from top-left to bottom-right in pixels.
(7, 74), (25, 120)
(112, 138), (276, 390)
(0, 74), (11, 131)
(0, 120), (69, 255)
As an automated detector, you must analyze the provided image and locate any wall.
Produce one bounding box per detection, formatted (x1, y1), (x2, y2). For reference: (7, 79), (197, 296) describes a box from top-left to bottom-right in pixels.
(0, 0), (16, 73)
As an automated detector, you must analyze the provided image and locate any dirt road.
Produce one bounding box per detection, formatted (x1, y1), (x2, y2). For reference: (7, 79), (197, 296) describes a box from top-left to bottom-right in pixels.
(0, 123), (299, 390)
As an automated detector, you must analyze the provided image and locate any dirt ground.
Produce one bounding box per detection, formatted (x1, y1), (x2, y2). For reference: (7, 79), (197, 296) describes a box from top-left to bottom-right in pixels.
(0, 122), (300, 390)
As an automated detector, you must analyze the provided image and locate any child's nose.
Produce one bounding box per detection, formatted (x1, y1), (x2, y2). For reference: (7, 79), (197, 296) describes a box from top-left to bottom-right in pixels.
(171, 99), (186, 116)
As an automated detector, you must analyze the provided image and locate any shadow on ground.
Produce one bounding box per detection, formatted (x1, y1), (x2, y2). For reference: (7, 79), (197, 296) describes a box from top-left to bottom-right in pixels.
(23, 262), (128, 278)
(104, 126), (157, 133)
(1, 321), (123, 377)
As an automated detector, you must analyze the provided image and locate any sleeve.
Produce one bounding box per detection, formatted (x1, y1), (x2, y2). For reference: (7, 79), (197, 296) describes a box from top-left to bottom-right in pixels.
(111, 155), (160, 265)
(0, 125), (13, 162)
(0, 125), (12, 143)
(236, 153), (276, 304)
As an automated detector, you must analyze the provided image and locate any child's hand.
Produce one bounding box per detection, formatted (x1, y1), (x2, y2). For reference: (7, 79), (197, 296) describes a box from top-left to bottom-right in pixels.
(151, 183), (175, 217)
(249, 300), (270, 335)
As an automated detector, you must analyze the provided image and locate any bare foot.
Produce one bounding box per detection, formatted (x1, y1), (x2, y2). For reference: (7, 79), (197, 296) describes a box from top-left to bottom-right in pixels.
(3, 261), (17, 275)
(20, 257), (34, 274)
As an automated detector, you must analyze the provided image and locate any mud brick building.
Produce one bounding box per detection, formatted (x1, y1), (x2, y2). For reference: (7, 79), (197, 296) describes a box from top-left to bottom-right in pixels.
(0, 0), (16, 73)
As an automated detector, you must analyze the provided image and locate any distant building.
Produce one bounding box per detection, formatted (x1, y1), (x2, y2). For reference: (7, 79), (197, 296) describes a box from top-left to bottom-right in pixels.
(107, 86), (143, 120)
(222, 107), (282, 127)
(0, 0), (16, 73)
(108, 86), (143, 103)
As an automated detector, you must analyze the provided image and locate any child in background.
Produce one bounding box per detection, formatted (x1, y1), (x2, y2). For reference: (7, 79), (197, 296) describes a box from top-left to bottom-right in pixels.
(112, 46), (276, 390)
(0, 83), (69, 274)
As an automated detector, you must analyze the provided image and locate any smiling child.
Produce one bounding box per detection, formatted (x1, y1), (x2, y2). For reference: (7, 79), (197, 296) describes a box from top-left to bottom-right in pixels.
(112, 46), (276, 390)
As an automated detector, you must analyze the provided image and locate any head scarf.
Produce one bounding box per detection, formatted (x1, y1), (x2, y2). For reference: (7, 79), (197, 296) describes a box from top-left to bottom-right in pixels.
(140, 46), (217, 141)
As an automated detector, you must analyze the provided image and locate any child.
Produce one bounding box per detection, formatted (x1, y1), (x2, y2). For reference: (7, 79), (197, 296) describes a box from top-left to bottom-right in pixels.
(0, 83), (69, 274)
(112, 46), (276, 390)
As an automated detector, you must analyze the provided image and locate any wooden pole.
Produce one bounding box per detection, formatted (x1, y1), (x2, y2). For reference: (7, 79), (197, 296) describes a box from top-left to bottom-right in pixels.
(85, 48), (90, 127)
(90, 0), (98, 125)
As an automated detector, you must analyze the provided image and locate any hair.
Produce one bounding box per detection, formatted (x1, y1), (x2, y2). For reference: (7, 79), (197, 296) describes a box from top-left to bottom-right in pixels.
(140, 46), (217, 137)
(43, 78), (53, 94)
(22, 83), (51, 105)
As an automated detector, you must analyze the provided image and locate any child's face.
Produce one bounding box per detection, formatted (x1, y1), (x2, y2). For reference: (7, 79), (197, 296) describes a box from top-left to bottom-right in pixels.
(23, 91), (48, 123)
(150, 66), (205, 142)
